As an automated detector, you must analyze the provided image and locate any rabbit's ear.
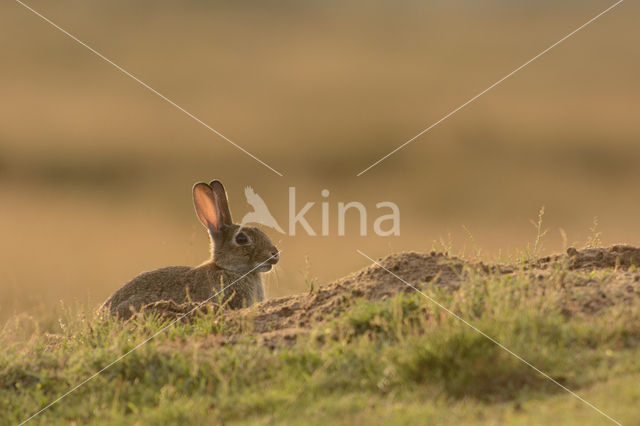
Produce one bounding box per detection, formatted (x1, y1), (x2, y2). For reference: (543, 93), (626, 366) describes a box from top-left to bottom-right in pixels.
(209, 180), (233, 225)
(193, 182), (222, 232)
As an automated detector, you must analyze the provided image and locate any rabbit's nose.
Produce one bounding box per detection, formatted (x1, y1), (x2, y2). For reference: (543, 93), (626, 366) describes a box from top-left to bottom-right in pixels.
(268, 250), (280, 263)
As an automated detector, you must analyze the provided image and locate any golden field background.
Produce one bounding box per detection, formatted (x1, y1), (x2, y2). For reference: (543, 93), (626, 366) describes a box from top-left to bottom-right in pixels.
(1, 0), (639, 323)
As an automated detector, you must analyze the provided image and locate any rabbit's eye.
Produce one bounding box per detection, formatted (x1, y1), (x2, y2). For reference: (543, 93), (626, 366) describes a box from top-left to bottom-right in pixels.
(235, 232), (250, 245)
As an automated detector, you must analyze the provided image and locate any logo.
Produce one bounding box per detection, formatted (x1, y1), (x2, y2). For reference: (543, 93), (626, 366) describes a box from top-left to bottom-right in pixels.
(241, 187), (286, 233)
(241, 187), (400, 236)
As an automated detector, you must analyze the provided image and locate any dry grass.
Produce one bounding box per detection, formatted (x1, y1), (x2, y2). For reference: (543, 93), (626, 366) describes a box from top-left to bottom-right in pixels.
(2, 245), (640, 424)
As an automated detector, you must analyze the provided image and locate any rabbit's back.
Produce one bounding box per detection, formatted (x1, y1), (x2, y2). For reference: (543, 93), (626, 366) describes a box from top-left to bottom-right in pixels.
(104, 265), (197, 318)
(103, 262), (264, 319)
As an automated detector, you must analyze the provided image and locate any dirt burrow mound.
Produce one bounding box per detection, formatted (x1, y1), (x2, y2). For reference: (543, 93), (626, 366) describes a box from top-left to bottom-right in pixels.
(529, 245), (640, 270)
(139, 246), (640, 345)
(236, 252), (465, 334)
(138, 251), (466, 344)
(566, 245), (640, 270)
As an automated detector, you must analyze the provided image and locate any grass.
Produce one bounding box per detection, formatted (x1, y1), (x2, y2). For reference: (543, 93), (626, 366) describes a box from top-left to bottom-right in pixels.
(2, 256), (639, 425)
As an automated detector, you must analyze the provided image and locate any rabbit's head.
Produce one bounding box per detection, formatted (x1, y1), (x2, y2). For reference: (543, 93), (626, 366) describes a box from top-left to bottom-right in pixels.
(193, 180), (279, 273)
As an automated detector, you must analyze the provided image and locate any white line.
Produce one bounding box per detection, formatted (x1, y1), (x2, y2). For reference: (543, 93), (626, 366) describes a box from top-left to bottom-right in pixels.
(19, 251), (281, 425)
(356, 249), (621, 425)
(15, 0), (283, 177)
(356, 0), (624, 176)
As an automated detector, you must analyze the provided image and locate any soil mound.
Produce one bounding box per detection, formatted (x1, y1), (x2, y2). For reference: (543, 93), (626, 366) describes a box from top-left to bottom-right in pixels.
(137, 246), (640, 345)
(566, 245), (640, 270)
(231, 251), (466, 340)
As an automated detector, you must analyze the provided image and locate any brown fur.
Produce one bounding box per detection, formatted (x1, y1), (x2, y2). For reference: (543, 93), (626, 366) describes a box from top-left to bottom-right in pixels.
(102, 181), (278, 320)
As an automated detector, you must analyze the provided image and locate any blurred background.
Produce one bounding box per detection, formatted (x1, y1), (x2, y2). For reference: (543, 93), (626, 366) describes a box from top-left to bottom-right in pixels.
(1, 0), (638, 324)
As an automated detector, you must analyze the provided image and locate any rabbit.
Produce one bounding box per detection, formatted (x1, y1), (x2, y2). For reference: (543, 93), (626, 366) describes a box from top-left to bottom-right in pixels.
(102, 180), (279, 320)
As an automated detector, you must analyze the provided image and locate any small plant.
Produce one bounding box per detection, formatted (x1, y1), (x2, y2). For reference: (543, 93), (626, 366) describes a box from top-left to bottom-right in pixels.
(585, 216), (602, 248)
(527, 206), (548, 260)
(462, 225), (482, 261)
(559, 228), (568, 252)
(433, 232), (454, 255)
(302, 255), (319, 293)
